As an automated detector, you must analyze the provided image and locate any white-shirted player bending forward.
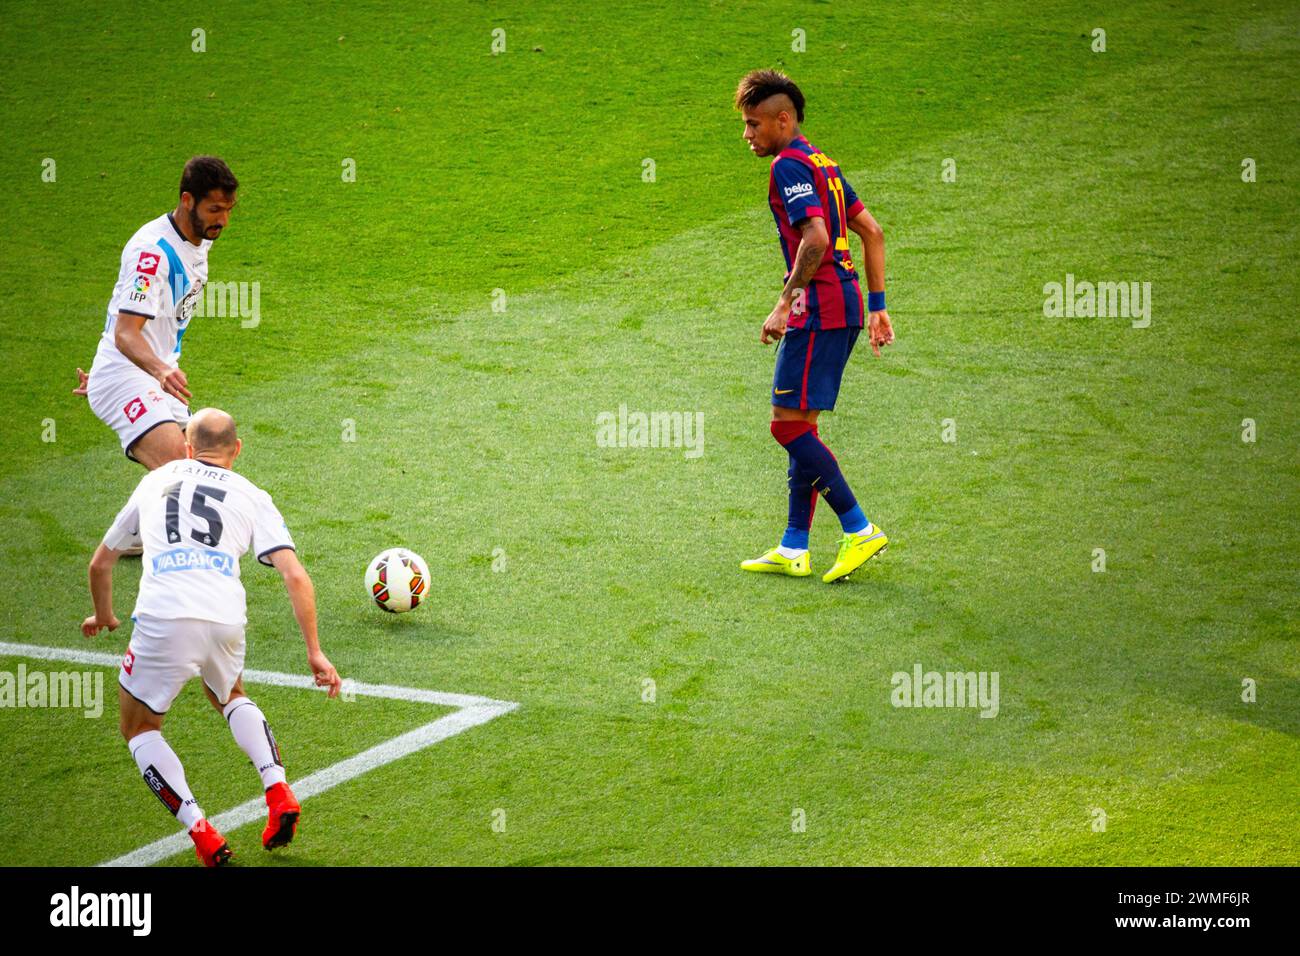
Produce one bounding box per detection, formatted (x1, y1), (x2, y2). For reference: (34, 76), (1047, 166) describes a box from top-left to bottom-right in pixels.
(74, 156), (237, 474)
(82, 408), (342, 867)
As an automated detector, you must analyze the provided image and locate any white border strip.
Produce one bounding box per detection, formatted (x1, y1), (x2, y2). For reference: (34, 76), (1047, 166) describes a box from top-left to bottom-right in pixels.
(0, 641), (519, 867)
(0, 641), (512, 709)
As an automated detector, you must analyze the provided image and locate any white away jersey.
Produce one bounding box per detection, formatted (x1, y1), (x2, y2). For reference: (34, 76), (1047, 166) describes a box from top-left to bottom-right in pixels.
(103, 458), (295, 626)
(93, 213), (210, 376)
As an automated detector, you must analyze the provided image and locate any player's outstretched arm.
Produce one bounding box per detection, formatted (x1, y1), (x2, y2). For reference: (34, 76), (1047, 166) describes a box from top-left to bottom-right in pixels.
(113, 312), (192, 403)
(268, 548), (342, 698)
(83, 543), (124, 637)
(848, 207), (893, 356)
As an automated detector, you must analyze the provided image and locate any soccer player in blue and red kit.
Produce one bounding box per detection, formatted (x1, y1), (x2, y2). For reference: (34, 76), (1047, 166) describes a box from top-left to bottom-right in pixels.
(735, 70), (894, 582)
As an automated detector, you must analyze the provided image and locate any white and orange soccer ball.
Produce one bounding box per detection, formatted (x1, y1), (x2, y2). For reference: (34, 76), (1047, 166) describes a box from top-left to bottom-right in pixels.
(364, 548), (429, 613)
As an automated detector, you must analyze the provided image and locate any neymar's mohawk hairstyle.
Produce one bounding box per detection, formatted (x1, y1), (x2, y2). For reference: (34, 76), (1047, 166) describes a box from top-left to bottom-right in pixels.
(734, 69), (806, 123)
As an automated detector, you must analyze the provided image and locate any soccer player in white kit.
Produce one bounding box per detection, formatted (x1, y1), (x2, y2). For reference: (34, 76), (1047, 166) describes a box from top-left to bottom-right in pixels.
(74, 156), (238, 471)
(81, 408), (342, 867)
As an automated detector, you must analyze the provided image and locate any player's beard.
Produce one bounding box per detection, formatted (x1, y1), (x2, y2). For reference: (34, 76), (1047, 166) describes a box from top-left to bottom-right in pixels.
(190, 206), (222, 241)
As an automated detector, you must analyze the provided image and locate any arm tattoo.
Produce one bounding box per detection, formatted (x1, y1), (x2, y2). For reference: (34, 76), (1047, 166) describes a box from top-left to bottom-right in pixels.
(782, 230), (826, 304)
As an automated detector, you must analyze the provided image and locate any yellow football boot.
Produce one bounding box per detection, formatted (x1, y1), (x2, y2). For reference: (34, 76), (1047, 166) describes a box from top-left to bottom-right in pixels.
(741, 547), (811, 577)
(821, 525), (889, 583)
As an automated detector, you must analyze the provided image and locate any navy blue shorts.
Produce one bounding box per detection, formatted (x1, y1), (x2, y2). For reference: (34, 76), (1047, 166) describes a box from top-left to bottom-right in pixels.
(771, 326), (861, 410)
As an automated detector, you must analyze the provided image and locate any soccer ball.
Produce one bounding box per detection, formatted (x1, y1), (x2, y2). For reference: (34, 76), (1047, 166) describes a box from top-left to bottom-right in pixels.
(365, 548), (429, 613)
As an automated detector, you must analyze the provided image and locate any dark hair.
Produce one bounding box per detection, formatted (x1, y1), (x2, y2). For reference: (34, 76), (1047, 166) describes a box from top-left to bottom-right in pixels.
(734, 69), (805, 123)
(179, 156), (238, 202)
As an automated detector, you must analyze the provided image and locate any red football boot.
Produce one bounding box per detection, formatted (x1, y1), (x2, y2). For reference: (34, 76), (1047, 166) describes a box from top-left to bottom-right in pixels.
(190, 820), (233, 867)
(263, 782), (301, 850)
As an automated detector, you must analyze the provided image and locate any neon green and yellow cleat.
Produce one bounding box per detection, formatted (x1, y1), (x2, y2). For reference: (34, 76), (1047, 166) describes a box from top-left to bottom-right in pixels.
(740, 547), (811, 577)
(821, 525), (889, 583)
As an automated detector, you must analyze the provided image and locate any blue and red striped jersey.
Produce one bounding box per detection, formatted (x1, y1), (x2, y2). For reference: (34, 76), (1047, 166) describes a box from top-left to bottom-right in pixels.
(767, 135), (866, 330)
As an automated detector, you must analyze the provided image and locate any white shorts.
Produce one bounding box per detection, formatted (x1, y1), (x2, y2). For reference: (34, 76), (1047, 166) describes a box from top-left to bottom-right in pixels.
(87, 362), (190, 462)
(119, 614), (246, 714)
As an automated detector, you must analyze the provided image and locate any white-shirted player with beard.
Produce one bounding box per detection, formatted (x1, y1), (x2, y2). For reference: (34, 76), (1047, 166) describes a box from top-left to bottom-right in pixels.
(82, 408), (343, 866)
(74, 156), (237, 478)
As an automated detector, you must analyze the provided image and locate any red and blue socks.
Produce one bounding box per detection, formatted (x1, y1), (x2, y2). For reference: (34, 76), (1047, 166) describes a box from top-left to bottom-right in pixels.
(771, 420), (870, 546)
(781, 453), (818, 552)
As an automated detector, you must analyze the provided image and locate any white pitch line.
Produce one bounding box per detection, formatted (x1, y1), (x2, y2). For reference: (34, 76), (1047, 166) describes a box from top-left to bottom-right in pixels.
(102, 701), (515, 867)
(0, 641), (519, 867)
(0, 641), (127, 669)
(0, 641), (512, 709)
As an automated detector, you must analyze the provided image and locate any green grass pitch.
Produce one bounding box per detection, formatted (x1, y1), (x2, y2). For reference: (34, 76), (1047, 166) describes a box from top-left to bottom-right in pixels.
(0, 0), (1296, 865)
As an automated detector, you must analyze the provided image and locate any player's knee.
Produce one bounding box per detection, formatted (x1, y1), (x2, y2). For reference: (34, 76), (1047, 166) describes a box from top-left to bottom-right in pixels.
(771, 418), (815, 445)
(771, 406), (816, 424)
(120, 715), (160, 741)
(152, 439), (186, 469)
(209, 685), (246, 713)
(131, 424), (186, 470)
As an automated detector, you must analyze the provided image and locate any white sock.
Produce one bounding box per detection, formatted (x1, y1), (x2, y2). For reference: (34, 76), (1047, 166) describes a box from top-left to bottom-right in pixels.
(224, 697), (287, 789)
(777, 545), (808, 559)
(128, 730), (204, 831)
